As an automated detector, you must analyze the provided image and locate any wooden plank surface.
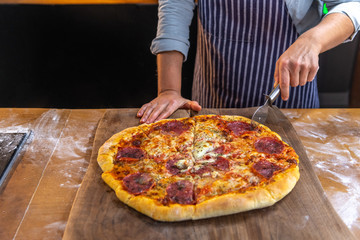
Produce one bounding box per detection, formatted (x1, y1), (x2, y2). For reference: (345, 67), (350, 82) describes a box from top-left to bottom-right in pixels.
(0, 109), (106, 240)
(63, 108), (354, 240)
(0, 109), (73, 240)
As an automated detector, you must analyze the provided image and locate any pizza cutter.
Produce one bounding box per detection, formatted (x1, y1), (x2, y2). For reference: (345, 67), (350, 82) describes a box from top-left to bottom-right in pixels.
(251, 83), (280, 125)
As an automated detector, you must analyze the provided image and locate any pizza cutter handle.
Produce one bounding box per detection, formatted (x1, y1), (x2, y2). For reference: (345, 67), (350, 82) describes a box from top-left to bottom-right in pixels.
(267, 83), (280, 106)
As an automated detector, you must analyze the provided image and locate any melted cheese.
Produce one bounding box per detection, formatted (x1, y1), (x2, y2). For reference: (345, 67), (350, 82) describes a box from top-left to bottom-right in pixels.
(175, 159), (187, 169)
(193, 141), (215, 159)
(211, 170), (220, 178)
(198, 158), (216, 164)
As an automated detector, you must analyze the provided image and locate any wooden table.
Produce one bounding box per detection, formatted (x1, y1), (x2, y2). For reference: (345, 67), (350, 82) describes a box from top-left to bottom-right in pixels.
(0, 108), (359, 239)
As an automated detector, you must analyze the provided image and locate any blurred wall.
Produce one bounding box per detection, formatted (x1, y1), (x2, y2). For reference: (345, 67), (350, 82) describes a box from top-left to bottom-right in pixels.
(318, 34), (359, 107)
(0, 4), (358, 108)
(0, 4), (196, 108)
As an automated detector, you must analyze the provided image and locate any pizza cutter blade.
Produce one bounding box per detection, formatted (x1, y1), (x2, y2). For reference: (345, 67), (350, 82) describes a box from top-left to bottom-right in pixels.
(251, 83), (280, 125)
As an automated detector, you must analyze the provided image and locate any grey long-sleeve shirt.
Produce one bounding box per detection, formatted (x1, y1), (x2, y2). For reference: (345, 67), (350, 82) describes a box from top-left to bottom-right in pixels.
(151, 0), (360, 60)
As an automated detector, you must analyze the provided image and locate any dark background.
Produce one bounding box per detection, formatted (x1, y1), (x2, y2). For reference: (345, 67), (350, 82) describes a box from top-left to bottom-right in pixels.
(0, 4), (358, 108)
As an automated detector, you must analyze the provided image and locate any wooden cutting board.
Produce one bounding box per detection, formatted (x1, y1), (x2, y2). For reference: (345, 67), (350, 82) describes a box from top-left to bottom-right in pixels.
(63, 108), (354, 240)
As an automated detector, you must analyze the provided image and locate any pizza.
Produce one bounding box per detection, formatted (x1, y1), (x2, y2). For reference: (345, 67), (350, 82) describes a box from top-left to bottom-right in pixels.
(97, 115), (299, 221)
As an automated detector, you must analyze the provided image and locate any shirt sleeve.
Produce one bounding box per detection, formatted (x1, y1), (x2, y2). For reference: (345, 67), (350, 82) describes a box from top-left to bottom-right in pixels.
(324, 1), (360, 41)
(150, 0), (196, 61)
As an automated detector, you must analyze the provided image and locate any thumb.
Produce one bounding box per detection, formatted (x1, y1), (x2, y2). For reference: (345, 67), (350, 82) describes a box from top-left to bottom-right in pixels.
(181, 101), (202, 111)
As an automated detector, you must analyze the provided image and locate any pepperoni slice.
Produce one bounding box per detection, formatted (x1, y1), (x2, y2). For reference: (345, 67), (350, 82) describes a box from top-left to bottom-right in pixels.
(226, 121), (253, 136)
(166, 159), (181, 175)
(166, 159), (188, 175)
(192, 166), (211, 175)
(116, 147), (145, 161)
(252, 160), (281, 179)
(255, 137), (284, 154)
(213, 156), (230, 171)
(132, 140), (141, 147)
(160, 120), (190, 135)
(213, 145), (231, 154)
(122, 173), (154, 195)
(213, 146), (225, 154)
(131, 133), (145, 147)
(166, 180), (195, 205)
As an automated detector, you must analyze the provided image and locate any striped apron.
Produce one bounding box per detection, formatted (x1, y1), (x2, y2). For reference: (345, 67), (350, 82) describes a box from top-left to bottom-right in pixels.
(192, 0), (320, 108)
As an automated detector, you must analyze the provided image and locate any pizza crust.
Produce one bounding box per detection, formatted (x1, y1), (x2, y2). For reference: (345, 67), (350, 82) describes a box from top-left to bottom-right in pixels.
(125, 194), (195, 222)
(194, 189), (274, 220)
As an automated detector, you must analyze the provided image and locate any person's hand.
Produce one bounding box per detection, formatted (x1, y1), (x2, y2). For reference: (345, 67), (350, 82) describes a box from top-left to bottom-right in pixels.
(137, 90), (202, 124)
(274, 36), (320, 101)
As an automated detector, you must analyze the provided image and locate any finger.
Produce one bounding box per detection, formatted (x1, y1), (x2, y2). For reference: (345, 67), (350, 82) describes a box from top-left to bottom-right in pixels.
(140, 102), (157, 123)
(146, 103), (168, 124)
(182, 101), (202, 112)
(137, 104), (148, 117)
(155, 110), (173, 123)
(298, 69), (308, 86)
(289, 62), (300, 88)
(307, 64), (319, 83)
(279, 62), (290, 101)
(155, 101), (180, 122)
(190, 101), (202, 112)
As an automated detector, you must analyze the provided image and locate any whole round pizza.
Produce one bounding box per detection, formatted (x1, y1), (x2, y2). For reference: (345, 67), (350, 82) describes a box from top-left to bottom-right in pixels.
(97, 115), (299, 221)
